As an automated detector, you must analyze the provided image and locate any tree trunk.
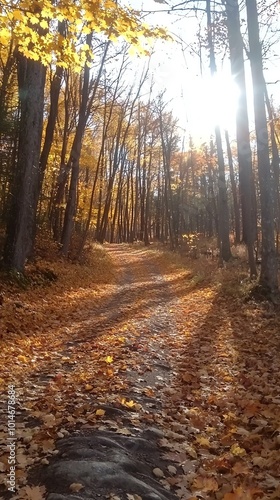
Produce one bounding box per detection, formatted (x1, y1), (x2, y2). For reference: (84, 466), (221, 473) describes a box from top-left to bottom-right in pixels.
(3, 54), (46, 271)
(225, 0), (257, 276)
(51, 70), (71, 241)
(39, 22), (65, 185)
(225, 130), (240, 244)
(246, 0), (278, 294)
(264, 86), (280, 252)
(61, 36), (108, 255)
(206, 0), (231, 261)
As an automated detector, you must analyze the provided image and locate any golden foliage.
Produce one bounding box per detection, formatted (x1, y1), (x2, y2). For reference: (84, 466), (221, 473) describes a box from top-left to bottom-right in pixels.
(0, 0), (170, 70)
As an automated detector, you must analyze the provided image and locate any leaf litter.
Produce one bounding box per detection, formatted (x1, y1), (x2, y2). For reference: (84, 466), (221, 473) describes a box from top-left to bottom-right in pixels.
(0, 243), (280, 499)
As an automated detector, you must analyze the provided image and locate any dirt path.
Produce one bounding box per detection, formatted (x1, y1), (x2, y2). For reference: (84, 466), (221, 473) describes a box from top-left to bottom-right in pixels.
(1, 244), (280, 500)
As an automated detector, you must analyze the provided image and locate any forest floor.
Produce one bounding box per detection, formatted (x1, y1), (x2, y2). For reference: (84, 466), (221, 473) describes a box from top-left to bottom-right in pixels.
(0, 243), (280, 500)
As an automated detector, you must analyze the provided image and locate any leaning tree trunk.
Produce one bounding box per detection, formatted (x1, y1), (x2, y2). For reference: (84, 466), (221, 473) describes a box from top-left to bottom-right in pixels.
(3, 54), (46, 271)
(246, 0), (278, 294)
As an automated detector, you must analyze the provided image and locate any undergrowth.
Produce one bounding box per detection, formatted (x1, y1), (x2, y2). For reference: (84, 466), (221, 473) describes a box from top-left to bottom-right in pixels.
(147, 243), (262, 302)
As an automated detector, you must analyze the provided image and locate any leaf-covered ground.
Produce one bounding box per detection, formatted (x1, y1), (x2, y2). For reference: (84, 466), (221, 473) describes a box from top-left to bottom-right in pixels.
(1, 243), (280, 500)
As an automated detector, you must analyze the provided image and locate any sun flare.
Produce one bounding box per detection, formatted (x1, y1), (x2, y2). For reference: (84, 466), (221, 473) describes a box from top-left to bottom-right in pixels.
(184, 72), (240, 138)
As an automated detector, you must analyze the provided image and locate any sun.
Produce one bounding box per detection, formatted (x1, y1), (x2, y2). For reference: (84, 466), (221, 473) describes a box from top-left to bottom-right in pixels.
(154, 48), (241, 142)
(182, 72), (240, 140)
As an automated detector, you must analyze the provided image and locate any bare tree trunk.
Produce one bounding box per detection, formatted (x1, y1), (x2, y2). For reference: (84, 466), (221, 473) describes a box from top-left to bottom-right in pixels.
(206, 0), (231, 261)
(51, 70), (72, 240)
(61, 37), (108, 255)
(264, 86), (280, 252)
(225, 130), (240, 244)
(225, 0), (257, 276)
(3, 54), (46, 271)
(39, 22), (65, 185)
(246, 0), (278, 294)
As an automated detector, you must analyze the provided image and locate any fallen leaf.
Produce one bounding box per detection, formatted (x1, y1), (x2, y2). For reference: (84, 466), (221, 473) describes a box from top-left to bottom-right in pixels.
(231, 461), (250, 475)
(192, 475), (219, 492)
(230, 443), (246, 457)
(121, 398), (135, 408)
(69, 482), (84, 492)
(105, 356), (114, 363)
(96, 409), (105, 416)
(183, 444), (197, 459)
(18, 355), (28, 363)
(195, 436), (211, 447)
(116, 428), (132, 436)
(17, 485), (46, 499)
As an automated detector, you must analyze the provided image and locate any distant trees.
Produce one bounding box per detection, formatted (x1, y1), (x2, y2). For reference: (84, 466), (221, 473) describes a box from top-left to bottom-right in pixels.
(0, 0), (168, 270)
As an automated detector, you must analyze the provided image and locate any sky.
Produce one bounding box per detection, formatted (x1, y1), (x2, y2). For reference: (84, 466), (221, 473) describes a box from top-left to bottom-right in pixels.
(123, 0), (280, 144)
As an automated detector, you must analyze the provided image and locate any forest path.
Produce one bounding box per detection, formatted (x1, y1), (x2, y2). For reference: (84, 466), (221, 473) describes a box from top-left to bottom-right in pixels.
(1, 244), (280, 499)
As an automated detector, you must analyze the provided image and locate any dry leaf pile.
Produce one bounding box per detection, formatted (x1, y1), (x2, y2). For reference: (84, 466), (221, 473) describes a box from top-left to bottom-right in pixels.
(0, 243), (280, 500)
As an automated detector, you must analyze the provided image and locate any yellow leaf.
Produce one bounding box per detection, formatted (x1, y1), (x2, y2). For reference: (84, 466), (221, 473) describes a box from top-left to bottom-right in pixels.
(121, 398), (135, 408)
(12, 10), (24, 21)
(40, 20), (49, 29)
(85, 384), (93, 391)
(105, 355), (113, 364)
(195, 436), (211, 447)
(0, 28), (10, 45)
(96, 409), (105, 416)
(230, 443), (246, 456)
(18, 355), (28, 363)
(29, 15), (39, 25)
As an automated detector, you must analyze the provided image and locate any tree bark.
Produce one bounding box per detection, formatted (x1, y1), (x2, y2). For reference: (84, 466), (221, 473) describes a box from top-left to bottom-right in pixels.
(246, 0), (278, 294)
(39, 22), (65, 186)
(224, 0), (257, 276)
(206, 0), (231, 261)
(3, 54), (46, 271)
(225, 130), (241, 244)
(61, 36), (108, 255)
